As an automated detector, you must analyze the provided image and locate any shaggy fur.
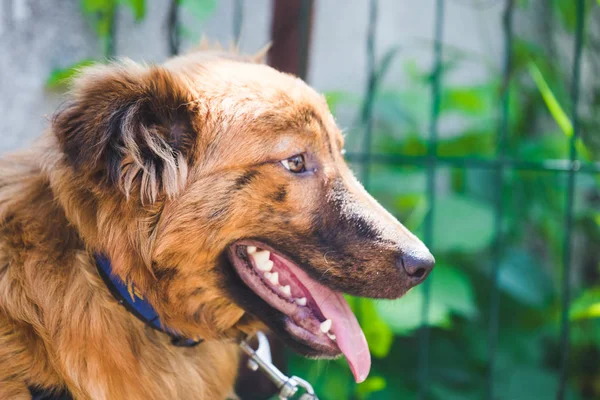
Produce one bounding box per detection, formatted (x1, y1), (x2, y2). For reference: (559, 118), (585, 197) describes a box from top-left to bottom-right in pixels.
(0, 48), (432, 399)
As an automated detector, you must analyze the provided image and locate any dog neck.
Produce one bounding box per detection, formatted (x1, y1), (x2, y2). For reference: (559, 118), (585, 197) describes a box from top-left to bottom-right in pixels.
(94, 253), (202, 347)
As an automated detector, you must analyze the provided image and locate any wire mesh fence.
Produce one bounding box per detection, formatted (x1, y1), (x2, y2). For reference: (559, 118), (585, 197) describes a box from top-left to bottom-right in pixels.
(0, 1), (596, 397)
(164, 0), (590, 398)
(346, 1), (588, 399)
(352, 1), (588, 399)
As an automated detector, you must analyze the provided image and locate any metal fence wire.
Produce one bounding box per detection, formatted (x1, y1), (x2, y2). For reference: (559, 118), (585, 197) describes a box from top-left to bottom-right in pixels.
(354, 1), (589, 399)
(349, 1), (589, 400)
(163, 0), (593, 399)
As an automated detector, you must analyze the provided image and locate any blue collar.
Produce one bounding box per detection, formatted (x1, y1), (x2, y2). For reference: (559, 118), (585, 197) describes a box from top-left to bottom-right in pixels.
(94, 253), (201, 347)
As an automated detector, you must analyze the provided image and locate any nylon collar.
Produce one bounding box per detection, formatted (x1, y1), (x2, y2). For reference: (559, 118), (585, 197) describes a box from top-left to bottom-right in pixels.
(94, 253), (201, 347)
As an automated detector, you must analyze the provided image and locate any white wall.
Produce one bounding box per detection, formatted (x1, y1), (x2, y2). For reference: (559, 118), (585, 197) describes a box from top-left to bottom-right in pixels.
(0, 0), (504, 153)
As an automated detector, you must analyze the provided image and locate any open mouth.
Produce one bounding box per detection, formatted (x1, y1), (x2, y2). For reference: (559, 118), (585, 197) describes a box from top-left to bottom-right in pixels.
(227, 240), (371, 383)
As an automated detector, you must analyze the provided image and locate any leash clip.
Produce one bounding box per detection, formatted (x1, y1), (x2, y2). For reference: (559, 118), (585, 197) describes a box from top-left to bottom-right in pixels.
(240, 331), (318, 400)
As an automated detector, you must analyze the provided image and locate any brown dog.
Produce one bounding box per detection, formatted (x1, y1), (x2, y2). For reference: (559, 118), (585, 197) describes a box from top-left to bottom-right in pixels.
(0, 49), (433, 399)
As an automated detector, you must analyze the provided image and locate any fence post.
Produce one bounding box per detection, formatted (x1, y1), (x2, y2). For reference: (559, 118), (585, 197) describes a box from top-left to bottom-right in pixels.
(557, 0), (585, 398)
(167, 0), (179, 56)
(268, 0), (313, 80)
(360, 0), (378, 188)
(486, 1), (514, 399)
(418, 1), (444, 399)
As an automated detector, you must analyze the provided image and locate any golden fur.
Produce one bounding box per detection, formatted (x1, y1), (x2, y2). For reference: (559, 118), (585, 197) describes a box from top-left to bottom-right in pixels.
(0, 49), (342, 399)
(0, 47), (432, 399)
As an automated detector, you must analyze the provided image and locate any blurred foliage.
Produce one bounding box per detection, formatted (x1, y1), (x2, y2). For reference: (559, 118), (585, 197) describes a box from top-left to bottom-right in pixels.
(46, 0), (217, 89)
(292, 1), (600, 399)
(44, 0), (600, 399)
(80, 0), (145, 55)
(179, 0), (217, 21)
(177, 0), (218, 41)
(46, 59), (97, 90)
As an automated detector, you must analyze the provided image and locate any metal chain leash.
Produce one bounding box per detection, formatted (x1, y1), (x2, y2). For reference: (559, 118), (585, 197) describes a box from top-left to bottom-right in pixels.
(239, 332), (318, 400)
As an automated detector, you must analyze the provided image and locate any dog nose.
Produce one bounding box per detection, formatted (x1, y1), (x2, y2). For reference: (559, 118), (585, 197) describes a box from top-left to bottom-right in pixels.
(401, 249), (435, 284)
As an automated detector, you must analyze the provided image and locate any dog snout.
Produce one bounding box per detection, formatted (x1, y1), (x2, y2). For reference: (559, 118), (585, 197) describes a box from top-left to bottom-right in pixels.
(319, 175), (436, 297)
(399, 247), (435, 285)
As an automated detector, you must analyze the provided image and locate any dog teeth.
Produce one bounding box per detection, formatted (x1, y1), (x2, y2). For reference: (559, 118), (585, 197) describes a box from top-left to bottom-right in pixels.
(327, 333), (336, 341)
(320, 319), (332, 333)
(247, 245), (257, 254)
(281, 285), (291, 297)
(295, 297), (307, 306)
(267, 271), (279, 285)
(251, 250), (270, 266)
(257, 259), (273, 272)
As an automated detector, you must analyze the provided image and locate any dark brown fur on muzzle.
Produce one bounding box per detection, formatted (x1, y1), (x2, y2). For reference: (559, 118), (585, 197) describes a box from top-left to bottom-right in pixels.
(255, 175), (434, 300)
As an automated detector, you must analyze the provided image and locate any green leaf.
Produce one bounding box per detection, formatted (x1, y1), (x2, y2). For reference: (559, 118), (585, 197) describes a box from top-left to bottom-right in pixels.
(324, 91), (361, 116)
(517, 134), (570, 160)
(433, 266), (478, 318)
(498, 248), (553, 307)
(81, 0), (117, 37)
(376, 264), (477, 334)
(573, 302), (600, 320)
(429, 384), (481, 400)
(356, 375), (386, 399)
(570, 288), (600, 321)
(527, 62), (573, 137)
(555, 0), (578, 31)
(368, 377), (415, 400)
(46, 59), (97, 89)
(440, 85), (496, 116)
(376, 284), (433, 334)
(554, 0), (593, 33)
(433, 194), (495, 253)
(353, 298), (394, 358)
(121, 0), (145, 21)
(287, 356), (353, 400)
(498, 366), (580, 400)
(437, 130), (495, 158)
(445, 88), (483, 113)
(81, 0), (113, 13)
(399, 195), (428, 232)
(369, 167), (426, 197)
(179, 0), (217, 21)
(527, 61), (592, 161)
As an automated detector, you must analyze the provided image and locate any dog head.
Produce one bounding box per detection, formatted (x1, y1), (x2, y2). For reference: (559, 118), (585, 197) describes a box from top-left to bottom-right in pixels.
(51, 50), (433, 382)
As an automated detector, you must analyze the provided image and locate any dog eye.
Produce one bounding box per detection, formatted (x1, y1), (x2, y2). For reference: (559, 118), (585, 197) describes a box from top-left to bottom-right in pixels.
(281, 154), (306, 173)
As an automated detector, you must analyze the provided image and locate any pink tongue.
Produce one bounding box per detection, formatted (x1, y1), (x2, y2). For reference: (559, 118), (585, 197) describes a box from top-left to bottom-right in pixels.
(272, 254), (371, 382)
(317, 291), (371, 383)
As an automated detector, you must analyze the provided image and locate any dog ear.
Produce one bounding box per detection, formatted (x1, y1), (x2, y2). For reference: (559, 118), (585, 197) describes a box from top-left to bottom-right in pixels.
(250, 43), (271, 64)
(53, 62), (197, 203)
(188, 37), (270, 64)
